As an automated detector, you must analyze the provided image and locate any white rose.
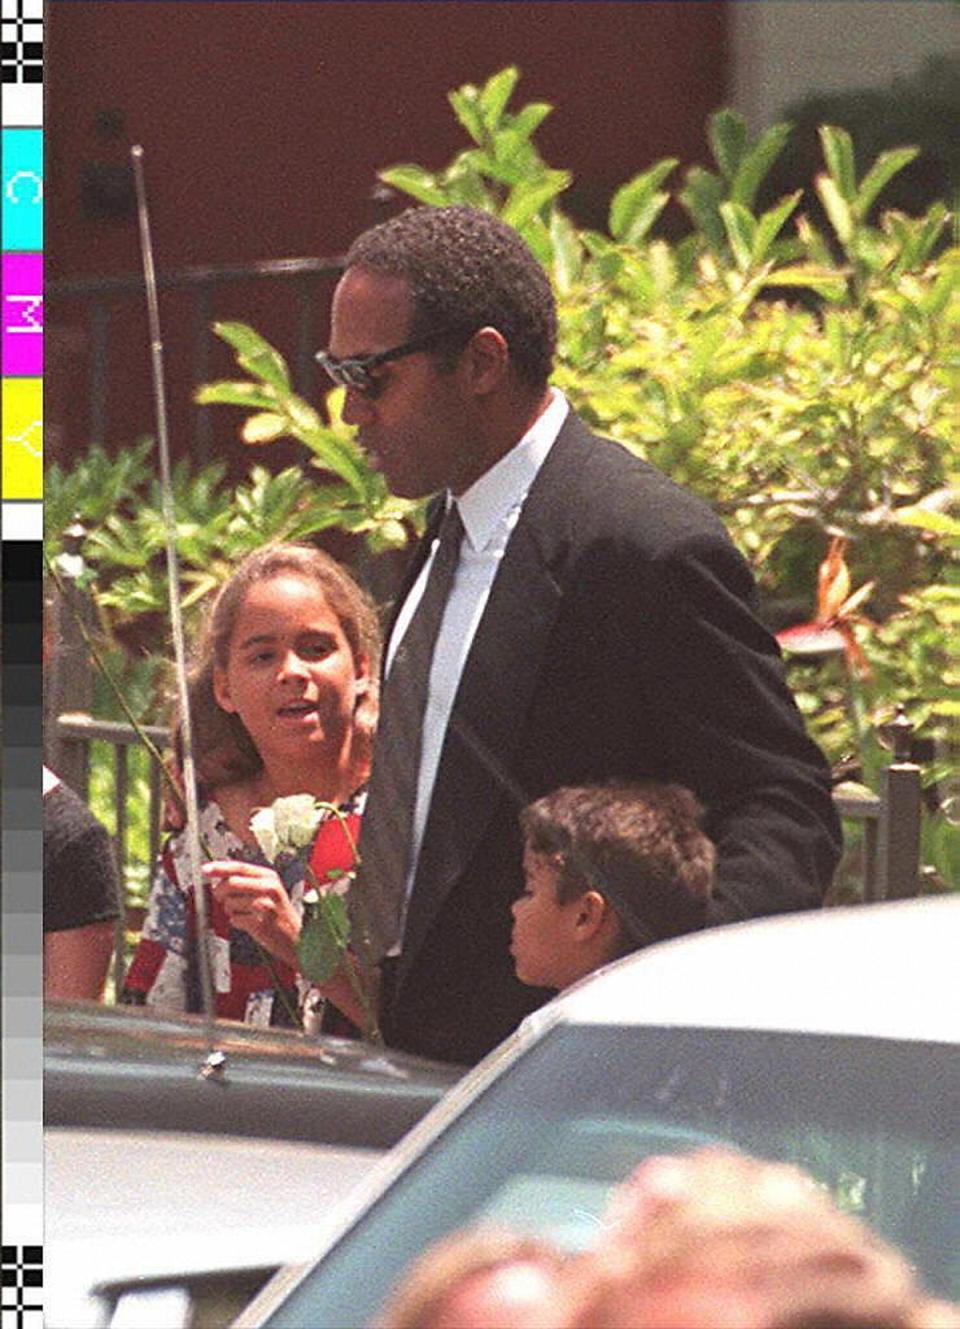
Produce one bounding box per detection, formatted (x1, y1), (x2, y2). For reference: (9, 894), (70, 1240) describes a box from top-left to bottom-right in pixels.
(249, 805), (279, 861)
(251, 795), (326, 863)
(273, 794), (324, 852)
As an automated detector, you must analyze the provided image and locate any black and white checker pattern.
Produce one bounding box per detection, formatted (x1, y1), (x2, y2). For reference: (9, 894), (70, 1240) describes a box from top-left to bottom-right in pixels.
(0, 1247), (42, 1329)
(1, 0), (42, 85)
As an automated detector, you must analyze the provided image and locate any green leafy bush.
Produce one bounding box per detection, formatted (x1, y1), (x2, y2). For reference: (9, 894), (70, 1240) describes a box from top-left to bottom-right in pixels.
(50, 67), (959, 896)
(372, 72), (958, 781)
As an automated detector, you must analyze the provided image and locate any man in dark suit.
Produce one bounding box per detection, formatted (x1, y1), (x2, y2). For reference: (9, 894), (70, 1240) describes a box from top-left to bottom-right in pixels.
(319, 206), (841, 1066)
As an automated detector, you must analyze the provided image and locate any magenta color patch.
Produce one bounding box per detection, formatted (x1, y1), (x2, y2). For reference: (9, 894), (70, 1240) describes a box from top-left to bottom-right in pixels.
(2, 253), (44, 376)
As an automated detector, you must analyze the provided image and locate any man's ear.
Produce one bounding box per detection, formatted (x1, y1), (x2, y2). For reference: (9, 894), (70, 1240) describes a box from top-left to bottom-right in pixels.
(573, 890), (612, 941)
(212, 666), (236, 714)
(463, 326), (510, 395)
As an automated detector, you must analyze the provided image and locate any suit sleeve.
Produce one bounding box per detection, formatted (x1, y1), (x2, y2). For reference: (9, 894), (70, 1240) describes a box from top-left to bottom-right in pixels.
(639, 531), (842, 923)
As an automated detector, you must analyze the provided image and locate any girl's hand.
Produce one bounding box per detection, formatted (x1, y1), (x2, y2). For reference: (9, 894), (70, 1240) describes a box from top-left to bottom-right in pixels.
(202, 860), (300, 969)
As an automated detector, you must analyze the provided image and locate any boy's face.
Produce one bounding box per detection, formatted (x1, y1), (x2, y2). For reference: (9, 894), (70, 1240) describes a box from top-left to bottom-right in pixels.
(511, 846), (584, 990)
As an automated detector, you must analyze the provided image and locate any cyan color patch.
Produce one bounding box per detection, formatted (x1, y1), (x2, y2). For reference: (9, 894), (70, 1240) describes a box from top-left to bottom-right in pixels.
(2, 128), (43, 250)
(2, 254), (43, 376)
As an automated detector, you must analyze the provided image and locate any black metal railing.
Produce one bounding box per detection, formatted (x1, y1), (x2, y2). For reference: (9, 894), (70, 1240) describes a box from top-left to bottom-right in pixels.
(48, 704), (927, 1000)
(831, 707), (924, 903)
(48, 254), (346, 463)
(51, 712), (170, 995)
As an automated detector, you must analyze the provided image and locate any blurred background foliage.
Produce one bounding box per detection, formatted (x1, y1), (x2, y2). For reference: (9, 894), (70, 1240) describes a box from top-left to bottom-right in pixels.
(46, 66), (958, 892)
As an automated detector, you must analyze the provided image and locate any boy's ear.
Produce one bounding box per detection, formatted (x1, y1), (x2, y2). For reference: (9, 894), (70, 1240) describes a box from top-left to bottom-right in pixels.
(573, 890), (611, 940)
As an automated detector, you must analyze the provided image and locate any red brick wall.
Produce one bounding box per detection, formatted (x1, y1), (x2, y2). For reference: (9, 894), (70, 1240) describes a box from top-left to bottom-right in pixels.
(46, 1), (727, 466)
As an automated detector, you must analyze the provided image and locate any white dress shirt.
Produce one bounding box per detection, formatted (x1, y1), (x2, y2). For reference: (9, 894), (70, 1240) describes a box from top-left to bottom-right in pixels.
(385, 388), (570, 948)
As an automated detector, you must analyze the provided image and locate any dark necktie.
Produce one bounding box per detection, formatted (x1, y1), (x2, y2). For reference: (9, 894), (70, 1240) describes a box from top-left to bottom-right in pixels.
(352, 502), (465, 964)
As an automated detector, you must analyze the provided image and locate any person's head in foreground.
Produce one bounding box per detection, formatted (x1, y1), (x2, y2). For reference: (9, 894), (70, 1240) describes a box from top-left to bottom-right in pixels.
(565, 1147), (960, 1329)
(325, 204), (557, 499)
(512, 781), (714, 990)
(378, 1227), (568, 1329)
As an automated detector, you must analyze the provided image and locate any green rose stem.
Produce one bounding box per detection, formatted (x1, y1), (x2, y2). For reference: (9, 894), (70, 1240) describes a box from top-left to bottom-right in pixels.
(300, 804), (383, 1045)
(47, 554), (304, 1029)
(315, 804), (380, 980)
(301, 868), (382, 1045)
(251, 944), (302, 1031)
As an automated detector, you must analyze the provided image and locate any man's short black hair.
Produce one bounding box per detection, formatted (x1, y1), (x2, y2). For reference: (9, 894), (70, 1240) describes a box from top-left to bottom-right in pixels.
(520, 781), (714, 948)
(345, 205), (557, 389)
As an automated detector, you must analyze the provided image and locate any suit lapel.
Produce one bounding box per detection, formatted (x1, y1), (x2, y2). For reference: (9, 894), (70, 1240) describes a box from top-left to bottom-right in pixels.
(397, 413), (593, 979)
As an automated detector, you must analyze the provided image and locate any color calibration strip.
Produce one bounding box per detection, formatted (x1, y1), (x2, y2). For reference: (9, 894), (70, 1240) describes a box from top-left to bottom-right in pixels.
(2, 2), (44, 1325)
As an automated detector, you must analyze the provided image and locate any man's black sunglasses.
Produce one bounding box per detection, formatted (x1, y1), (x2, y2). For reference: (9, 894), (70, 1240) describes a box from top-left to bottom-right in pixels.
(315, 328), (471, 397)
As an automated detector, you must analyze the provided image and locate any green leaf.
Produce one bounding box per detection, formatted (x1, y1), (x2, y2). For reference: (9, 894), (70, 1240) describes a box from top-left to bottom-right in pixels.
(760, 265), (848, 300)
(516, 214), (556, 267)
(708, 108), (747, 184)
(580, 229), (617, 258)
(678, 167), (726, 252)
(890, 507), (960, 541)
(378, 164), (449, 206)
(212, 322), (291, 392)
(819, 125), (858, 203)
(181, 571), (220, 609)
(886, 204), (951, 276)
(297, 897), (345, 984)
(440, 161), (496, 210)
(687, 315), (731, 381)
(920, 253), (959, 316)
(501, 170), (571, 228)
(816, 174), (854, 245)
(241, 412), (288, 444)
(855, 146), (919, 219)
(549, 208), (583, 292)
(473, 140), (525, 187)
(367, 518), (411, 552)
(719, 201), (756, 272)
(647, 238), (677, 298)
(285, 395), (323, 437)
(609, 158), (678, 243)
(731, 122), (792, 210)
(625, 193), (672, 250)
(752, 191), (802, 264)
(194, 380), (280, 411)
(929, 699), (960, 718)
(510, 102), (552, 141)
(303, 432), (367, 498)
(926, 814), (960, 890)
(478, 65), (519, 130)
(447, 84), (485, 145)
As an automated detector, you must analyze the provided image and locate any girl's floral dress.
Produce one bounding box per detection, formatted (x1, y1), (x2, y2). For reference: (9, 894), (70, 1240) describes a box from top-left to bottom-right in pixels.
(122, 789), (364, 1028)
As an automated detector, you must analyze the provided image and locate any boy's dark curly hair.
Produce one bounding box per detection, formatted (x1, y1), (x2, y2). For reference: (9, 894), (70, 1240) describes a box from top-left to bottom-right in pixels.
(346, 205), (557, 388)
(520, 781), (714, 948)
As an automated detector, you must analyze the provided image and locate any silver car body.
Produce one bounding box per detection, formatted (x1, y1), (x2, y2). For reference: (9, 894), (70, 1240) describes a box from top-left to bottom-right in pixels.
(240, 897), (959, 1326)
(43, 1005), (460, 1328)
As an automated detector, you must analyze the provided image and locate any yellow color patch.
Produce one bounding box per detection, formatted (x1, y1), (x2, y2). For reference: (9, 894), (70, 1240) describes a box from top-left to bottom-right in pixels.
(2, 378), (43, 499)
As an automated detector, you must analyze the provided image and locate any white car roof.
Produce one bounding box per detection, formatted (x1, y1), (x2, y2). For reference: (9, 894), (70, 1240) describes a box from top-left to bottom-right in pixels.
(537, 897), (959, 1044)
(45, 1129), (379, 1328)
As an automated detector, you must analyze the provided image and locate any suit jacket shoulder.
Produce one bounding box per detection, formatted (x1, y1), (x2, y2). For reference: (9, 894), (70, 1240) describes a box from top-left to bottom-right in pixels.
(527, 411), (736, 556)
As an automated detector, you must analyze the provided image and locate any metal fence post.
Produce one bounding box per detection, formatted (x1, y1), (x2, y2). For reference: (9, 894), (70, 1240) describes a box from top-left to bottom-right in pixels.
(876, 707), (923, 901)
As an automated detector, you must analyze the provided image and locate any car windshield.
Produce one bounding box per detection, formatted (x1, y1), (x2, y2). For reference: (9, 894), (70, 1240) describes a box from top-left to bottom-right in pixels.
(264, 1025), (959, 1326)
